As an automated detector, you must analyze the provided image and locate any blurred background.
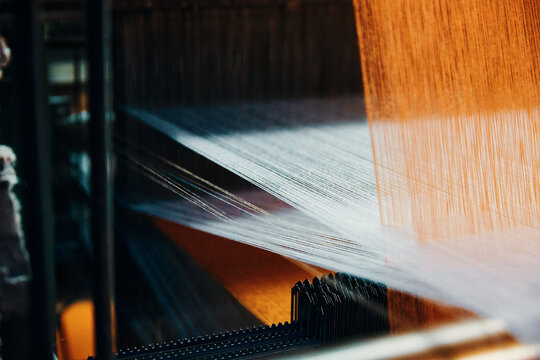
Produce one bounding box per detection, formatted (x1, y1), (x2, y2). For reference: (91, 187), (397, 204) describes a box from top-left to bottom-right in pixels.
(0, 0), (366, 359)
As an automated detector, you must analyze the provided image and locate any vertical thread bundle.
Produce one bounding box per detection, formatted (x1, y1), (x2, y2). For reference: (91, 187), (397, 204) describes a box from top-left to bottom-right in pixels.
(354, 0), (540, 240)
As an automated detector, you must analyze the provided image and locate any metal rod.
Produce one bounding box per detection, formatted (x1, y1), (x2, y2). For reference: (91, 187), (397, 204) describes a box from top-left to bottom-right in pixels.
(87, 0), (115, 358)
(11, 0), (56, 358)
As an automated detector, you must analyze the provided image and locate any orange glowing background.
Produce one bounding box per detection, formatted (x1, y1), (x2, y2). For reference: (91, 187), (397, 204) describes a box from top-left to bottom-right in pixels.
(153, 218), (326, 325)
(56, 220), (325, 360)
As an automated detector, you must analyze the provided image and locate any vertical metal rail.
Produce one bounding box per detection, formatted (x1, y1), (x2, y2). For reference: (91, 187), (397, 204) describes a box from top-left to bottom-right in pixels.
(12, 0), (56, 358)
(87, 0), (115, 358)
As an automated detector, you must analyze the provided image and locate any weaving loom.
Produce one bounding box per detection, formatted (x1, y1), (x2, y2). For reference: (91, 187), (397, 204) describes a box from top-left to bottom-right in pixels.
(45, 0), (540, 358)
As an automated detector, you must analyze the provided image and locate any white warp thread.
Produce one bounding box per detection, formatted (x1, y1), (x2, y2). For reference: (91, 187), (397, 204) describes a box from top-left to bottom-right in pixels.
(122, 97), (540, 342)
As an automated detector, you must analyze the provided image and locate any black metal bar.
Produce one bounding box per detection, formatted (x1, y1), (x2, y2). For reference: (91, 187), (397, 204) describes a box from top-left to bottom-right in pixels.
(11, 0), (56, 359)
(87, 0), (115, 358)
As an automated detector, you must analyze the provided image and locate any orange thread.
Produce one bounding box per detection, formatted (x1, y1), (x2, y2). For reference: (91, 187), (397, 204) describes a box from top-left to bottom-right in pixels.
(354, 0), (540, 240)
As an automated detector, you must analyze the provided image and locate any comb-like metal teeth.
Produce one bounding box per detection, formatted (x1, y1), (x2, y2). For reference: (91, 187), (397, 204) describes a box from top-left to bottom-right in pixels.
(289, 272), (389, 344)
(108, 322), (305, 359)
(97, 273), (389, 360)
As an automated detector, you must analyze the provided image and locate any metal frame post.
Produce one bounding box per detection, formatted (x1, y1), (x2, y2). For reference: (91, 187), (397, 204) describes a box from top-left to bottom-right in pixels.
(88, 0), (114, 358)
